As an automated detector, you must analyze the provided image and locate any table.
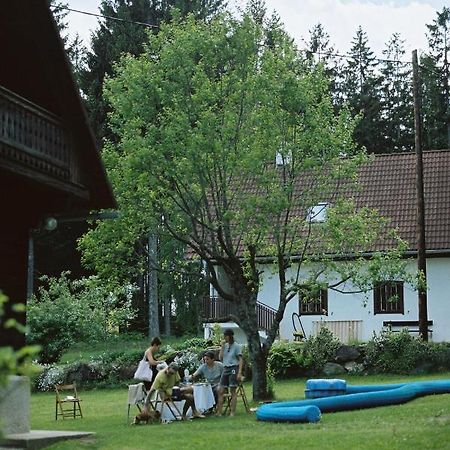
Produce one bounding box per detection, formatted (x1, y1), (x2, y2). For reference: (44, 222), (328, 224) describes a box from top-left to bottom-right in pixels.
(193, 383), (215, 413)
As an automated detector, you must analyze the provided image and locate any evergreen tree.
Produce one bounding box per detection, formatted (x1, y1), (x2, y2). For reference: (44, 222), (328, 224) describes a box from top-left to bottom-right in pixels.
(49, 0), (86, 82)
(305, 23), (341, 106)
(380, 33), (414, 152)
(306, 24), (335, 67)
(339, 27), (384, 153)
(421, 7), (450, 150)
(79, 0), (226, 144)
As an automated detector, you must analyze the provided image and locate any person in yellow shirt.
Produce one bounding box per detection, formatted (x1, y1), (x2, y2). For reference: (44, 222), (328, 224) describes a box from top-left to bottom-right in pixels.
(141, 362), (205, 421)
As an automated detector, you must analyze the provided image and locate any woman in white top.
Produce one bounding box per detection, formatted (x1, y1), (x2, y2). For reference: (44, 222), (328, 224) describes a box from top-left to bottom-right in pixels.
(144, 336), (164, 390)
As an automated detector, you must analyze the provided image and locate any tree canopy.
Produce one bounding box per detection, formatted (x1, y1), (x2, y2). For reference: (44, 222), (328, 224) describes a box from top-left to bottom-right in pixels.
(80, 9), (411, 399)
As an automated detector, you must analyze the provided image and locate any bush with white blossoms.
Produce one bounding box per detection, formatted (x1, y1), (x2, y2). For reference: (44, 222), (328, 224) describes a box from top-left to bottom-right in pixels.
(35, 364), (68, 391)
(173, 351), (200, 374)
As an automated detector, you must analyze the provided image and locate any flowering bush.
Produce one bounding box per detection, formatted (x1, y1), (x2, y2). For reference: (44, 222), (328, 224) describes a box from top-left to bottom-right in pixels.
(34, 364), (68, 391)
(173, 351), (201, 374)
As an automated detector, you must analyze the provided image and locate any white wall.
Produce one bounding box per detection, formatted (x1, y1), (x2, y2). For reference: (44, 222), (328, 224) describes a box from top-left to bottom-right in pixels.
(256, 257), (450, 342)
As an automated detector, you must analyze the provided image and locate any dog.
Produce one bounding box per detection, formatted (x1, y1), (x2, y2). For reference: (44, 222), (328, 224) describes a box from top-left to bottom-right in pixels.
(132, 409), (161, 425)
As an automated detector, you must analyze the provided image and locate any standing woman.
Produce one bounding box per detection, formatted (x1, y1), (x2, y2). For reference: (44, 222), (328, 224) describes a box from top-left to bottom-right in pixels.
(144, 337), (163, 390)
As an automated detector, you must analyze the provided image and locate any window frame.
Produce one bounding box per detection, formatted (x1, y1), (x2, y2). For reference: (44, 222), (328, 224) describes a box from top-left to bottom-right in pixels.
(373, 281), (404, 315)
(299, 286), (328, 316)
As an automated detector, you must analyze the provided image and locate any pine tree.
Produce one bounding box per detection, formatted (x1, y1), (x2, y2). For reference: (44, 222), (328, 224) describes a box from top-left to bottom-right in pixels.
(305, 23), (341, 106)
(421, 7), (450, 150)
(49, 0), (86, 82)
(339, 26), (384, 153)
(79, 0), (226, 144)
(380, 33), (414, 152)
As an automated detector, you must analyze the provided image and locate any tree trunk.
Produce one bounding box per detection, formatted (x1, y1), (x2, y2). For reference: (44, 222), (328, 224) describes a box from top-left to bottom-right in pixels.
(164, 296), (171, 336)
(249, 338), (271, 401)
(147, 233), (159, 337)
(238, 293), (272, 401)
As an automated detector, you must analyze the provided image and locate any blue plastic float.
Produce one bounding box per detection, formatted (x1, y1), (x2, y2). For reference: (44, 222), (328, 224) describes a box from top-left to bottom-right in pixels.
(256, 379), (450, 423)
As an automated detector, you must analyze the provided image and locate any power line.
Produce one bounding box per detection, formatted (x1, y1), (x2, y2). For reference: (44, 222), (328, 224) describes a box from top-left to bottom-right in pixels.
(299, 48), (413, 65)
(53, 5), (443, 71)
(51, 5), (160, 29)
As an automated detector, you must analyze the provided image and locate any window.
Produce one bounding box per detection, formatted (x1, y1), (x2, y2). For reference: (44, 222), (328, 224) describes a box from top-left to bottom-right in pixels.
(373, 281), (404, 314)
(299, 286), (328, 315)
(306, 202), (328, 223)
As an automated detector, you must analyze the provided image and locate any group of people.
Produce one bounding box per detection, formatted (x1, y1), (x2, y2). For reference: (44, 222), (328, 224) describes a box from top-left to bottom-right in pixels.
(134, 328), (243, 423)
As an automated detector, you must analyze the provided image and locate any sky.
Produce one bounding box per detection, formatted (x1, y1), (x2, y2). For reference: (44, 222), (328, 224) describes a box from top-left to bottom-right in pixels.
(63, 0), (448, 57)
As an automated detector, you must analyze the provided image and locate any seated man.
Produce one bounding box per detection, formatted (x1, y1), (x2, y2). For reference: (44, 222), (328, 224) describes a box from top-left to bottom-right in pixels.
(190, 350), (223, 403)
(141, 362), (204, 421)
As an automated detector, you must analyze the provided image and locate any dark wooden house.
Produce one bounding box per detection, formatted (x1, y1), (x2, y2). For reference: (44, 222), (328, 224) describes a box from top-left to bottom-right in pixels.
(0, 1), (116, 348)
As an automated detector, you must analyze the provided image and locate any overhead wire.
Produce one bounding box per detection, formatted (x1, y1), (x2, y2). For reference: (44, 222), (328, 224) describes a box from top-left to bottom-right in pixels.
(51, 5), (160, 29)
(53, 5), (446, 72)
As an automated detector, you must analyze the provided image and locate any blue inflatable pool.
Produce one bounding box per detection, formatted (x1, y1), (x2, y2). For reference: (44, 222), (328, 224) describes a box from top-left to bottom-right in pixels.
(256, 379), (450, 423)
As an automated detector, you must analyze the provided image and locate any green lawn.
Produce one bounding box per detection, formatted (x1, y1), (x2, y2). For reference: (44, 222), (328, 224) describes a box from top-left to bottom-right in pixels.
(31, 373), (450, 450)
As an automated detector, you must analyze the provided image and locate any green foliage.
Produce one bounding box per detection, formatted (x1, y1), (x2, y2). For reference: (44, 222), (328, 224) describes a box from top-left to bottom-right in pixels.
(92, 8), (409, 399)
(27, 273), (136, 363)
(300, 327), (340, 375)
(267, 341), (303, 378)
(0, 292), (39, 386)
(364, 330), (444, 374)
(267, 329), (340, 378)
(421, 7), (450, 150)
(173, 337), (210, 351)
(209, 324), (224, 347)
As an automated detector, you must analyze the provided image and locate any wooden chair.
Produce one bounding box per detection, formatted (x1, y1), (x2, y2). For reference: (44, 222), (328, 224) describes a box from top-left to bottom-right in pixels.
(146, 389), (183, 422)
(223, 381), (251, 414)
(55, 384), (83, 420)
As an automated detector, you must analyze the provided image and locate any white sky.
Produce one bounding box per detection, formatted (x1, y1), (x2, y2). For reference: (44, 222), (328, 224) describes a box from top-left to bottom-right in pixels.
(64, 0), (448, 58)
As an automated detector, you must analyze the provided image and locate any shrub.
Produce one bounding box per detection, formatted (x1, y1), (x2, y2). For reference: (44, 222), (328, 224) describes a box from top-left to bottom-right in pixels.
(172, 351), (201, 375)
(267, 341), (302, 378)
(174, 337), (210, 351)
(27, 273), (136, 363)
(300, 327), (340, 375)
(364, 330), (429, 374)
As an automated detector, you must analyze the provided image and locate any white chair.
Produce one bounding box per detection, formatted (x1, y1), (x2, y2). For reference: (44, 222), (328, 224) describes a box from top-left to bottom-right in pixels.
(126, 382), (147, 424)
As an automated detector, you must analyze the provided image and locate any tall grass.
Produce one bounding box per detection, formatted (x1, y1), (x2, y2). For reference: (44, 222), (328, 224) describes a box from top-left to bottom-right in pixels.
(31, 373), (450, 450)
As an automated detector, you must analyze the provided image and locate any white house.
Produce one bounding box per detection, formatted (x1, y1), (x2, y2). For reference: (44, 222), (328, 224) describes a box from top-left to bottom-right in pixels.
(203, 149), (450, 343)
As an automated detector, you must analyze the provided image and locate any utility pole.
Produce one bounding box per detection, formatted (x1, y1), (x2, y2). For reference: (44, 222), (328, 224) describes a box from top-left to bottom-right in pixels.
(412, 49), (429, 342)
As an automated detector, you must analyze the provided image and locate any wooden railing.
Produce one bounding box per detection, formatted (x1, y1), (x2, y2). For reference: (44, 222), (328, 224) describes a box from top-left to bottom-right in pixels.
(0, 85), (80, 184)
(201, 296), (277, 333)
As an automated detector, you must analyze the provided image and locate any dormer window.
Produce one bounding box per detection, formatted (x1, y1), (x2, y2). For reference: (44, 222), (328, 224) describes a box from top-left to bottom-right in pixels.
(276, 150), (292, 166)
(307, 202), (328, 223)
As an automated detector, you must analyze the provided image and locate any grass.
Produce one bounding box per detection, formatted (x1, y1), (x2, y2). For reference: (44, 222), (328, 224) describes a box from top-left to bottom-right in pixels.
(60, 334), (188, 363)
(31, 372), (450, 450)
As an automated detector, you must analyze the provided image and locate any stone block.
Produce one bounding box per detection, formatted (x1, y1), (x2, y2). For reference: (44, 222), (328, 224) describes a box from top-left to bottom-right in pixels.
(0, 375), (30, 435)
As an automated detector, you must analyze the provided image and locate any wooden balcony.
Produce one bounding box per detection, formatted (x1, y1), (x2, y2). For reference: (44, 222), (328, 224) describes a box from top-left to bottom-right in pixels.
(0, 85), (82, 187)
(201, 296), (277, 333)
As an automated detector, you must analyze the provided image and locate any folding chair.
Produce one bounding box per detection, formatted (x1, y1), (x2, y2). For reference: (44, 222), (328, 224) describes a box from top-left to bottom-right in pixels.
(147, 389), (184, 422)
(55, 384), (83, 420)
(223, 381), (251, 414)
(127, 382), (147, 424)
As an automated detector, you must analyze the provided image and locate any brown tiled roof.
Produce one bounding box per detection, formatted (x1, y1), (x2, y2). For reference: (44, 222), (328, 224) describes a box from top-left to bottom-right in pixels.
(188, 149), (450, 259)
(354, 149), (450, 252)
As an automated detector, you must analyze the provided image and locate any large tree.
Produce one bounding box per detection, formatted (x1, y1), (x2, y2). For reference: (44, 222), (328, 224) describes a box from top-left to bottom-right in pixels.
(421, 7), (450, 150)
(85, 11), (408, 399)
(337, 27), (384, 153)
(379, 33), (414, 153)
(79, 0), (226, 144)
